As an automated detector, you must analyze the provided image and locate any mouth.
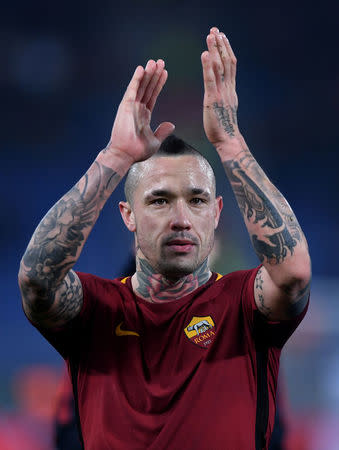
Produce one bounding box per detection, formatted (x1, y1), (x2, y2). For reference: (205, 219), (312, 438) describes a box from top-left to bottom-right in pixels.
(166, 240), (195, 253)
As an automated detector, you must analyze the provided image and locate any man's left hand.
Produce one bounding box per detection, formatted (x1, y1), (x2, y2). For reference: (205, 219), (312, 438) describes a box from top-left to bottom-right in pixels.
(201, 27), (240, 150)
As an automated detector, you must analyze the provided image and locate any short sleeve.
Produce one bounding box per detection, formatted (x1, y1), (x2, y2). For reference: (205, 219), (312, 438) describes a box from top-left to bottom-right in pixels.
(32, 271), (98, 360)
(241, 266), (309, 349)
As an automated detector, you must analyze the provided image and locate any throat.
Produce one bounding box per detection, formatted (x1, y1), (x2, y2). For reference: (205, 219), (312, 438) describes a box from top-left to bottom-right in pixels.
(132, 259), (211, 303)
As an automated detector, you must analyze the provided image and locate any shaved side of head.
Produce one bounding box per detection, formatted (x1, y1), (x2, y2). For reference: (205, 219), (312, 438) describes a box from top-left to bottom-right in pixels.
(124, 135), (216, 206)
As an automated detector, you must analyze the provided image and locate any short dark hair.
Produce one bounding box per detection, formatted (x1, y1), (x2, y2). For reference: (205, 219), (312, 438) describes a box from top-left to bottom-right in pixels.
(124, 135), (216, 205)
(156, 134), (201, 156)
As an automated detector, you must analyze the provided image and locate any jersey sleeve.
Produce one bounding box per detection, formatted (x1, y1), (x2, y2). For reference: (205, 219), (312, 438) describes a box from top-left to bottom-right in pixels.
(32, 271), (99, 360)
(241, 266), (309, 348)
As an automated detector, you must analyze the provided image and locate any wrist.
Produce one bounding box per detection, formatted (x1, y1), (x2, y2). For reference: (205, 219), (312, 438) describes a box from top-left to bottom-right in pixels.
(214, 136), (246, 162)
(96, 147), (135, 177)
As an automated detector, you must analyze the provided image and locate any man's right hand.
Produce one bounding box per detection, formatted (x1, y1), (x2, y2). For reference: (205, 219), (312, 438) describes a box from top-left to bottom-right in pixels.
(19, 59), (174, 330)
(106, 59), (175, 166)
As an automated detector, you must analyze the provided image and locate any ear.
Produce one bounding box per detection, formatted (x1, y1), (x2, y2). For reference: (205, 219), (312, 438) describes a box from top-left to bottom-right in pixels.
(119, 201), (136, 232)
(214, 196), (223, 229)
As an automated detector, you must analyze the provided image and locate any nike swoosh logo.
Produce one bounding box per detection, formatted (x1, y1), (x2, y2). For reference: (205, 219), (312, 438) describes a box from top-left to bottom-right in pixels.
(115, 322), (140, 337)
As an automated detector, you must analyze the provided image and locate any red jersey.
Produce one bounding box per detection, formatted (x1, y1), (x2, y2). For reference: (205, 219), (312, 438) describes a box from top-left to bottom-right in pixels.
(36, 267), (307, 450)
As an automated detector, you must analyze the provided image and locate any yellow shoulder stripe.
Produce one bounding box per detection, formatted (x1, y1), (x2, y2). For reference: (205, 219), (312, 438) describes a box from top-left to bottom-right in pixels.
(216, 273), (223, 281)
(121, 277), (129, 284)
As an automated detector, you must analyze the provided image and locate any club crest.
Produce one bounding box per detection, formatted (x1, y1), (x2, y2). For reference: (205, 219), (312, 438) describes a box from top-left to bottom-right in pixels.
(184, 316), (216, 348)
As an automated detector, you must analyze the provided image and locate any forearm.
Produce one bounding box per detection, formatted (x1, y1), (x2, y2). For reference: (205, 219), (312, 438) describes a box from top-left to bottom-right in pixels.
(219, 139), (311, 290)
(201, 28), (310, 320)
(18, 149), (129, 297)
(19, 58), (173, 326)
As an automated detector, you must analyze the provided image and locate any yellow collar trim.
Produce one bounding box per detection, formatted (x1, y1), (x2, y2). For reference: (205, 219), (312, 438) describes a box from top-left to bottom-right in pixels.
(121, 273), (222, 285)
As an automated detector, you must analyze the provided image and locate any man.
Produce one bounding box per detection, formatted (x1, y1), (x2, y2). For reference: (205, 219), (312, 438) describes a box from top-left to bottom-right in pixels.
(18, 27), (311, 450)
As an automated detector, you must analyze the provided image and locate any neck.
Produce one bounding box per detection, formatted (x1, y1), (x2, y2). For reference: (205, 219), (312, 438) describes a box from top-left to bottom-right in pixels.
(131, 257), (211, 303)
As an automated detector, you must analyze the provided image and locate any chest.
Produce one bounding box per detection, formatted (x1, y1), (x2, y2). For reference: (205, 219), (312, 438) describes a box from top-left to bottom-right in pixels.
(85, 291), (254, 379)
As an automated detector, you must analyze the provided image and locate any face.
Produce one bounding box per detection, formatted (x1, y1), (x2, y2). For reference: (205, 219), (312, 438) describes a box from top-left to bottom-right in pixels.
(120, 155), (223, 279)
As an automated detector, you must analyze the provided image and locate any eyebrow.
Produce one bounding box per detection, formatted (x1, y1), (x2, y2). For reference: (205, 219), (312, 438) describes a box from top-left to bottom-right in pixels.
(144, 188), (211, 201)
(190, 188), (210, 198)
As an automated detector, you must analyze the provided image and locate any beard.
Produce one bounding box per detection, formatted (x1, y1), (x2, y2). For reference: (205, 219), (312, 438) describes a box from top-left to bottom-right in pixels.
(156, 253), (201, 279)
(136, 230), (214, 281)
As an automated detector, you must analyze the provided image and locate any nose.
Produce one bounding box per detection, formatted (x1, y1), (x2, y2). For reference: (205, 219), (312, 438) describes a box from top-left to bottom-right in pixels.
(170, 200), (192, 231)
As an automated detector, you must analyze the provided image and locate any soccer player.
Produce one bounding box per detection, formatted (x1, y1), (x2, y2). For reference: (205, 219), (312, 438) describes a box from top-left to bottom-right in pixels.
(18, 27), (311, 449)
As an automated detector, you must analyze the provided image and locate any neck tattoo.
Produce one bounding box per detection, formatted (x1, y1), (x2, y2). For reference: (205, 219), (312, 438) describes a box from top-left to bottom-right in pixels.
(132, 258), (211, 303)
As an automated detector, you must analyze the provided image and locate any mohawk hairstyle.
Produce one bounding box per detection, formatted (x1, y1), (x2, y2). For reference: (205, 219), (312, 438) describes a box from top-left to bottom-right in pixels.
(156, 134), (199, 155)
(124, 135), (216, 206)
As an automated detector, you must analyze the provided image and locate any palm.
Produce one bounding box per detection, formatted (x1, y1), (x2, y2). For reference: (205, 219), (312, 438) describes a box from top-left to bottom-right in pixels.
(201, 29), (240, 148)
(108, 60), (174, 163)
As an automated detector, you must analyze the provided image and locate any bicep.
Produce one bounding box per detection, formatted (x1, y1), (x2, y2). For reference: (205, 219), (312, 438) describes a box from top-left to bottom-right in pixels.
(254, 266), (310, 321)
(21, 269), (83, 328)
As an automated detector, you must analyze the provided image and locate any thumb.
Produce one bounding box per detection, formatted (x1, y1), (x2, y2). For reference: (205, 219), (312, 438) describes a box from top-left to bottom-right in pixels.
(154, 122), (175, 143)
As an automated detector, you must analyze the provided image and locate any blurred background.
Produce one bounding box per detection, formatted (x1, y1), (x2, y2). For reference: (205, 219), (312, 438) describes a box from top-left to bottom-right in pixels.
(1, 0), (338, 448)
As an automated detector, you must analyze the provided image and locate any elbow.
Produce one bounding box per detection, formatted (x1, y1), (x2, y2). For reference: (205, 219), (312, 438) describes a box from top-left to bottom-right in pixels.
(291, 257), (311, 287)
(273, 250), (312, 296)
(294, 250), (312, 285)
(18, 257), (49, 295)
(287, 246), (312, 283)
(18, 261), (30, 305)
(280, 254), (312, 302)
(18, 261), (49, 320)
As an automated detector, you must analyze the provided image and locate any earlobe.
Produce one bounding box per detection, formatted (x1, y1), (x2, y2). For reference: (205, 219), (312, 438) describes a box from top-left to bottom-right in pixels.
(129, 211), (136, 231)
(214, 196), (223, 229)
(119, 201), (136, 232)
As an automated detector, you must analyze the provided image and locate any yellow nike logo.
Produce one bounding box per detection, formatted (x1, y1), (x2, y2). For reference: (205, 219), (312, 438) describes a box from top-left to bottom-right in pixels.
(115, 322), (140, 337)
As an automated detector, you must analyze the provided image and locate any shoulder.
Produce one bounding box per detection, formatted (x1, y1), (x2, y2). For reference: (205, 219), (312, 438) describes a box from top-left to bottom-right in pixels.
(200, 268), (260, 311)
(76, 271), (133, 297)
(216, 266), (260, 291)
(75, 272), (127, 298)
(73, 272), (133, 322)
(76, 271), (125, 286)
(211, 267), (261, 314)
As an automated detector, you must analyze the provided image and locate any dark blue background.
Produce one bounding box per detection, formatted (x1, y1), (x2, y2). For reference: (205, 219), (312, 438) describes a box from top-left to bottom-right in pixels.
(1, 0), (338, 412)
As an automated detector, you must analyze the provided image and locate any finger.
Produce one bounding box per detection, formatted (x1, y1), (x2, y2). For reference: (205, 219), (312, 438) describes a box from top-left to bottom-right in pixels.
(147, 69), (168, 112)
(206, 33), (224, 87)
(142, 59), (165, 106)
(201, 50), (217, 96)
(216, 32), (231, 84)
(222, 34), (237, 86)
(154, 122), (175, 143)
(135, 60), (157, 102)
(210, 26), (219, 34)
(122, 66), (145, 102)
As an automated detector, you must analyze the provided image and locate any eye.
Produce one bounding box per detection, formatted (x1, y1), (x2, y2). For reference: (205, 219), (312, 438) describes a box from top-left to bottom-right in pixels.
(152, 198), (168, 205)
(190, 198), (205, 205)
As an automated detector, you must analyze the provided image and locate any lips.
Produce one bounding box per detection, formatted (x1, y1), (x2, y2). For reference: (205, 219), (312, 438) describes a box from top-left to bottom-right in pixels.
(167, 239), (194, 245)
(166, 239), (195, 253)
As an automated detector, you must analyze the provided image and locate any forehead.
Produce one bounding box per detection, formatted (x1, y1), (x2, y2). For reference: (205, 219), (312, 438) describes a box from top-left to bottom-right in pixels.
(134, 155), (214, 197)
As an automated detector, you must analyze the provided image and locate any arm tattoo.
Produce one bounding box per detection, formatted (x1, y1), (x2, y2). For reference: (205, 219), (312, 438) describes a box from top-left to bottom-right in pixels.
(19, 160), (121, 324)
(20, 270), (83, 326)
(135, 258), (211, 303)
(255, 267), (272, 318)
(223, 149), (303, 265)
(213, 102), (237, 137)
(255, 268), (310, 319)
(284, 281), (311, 317)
